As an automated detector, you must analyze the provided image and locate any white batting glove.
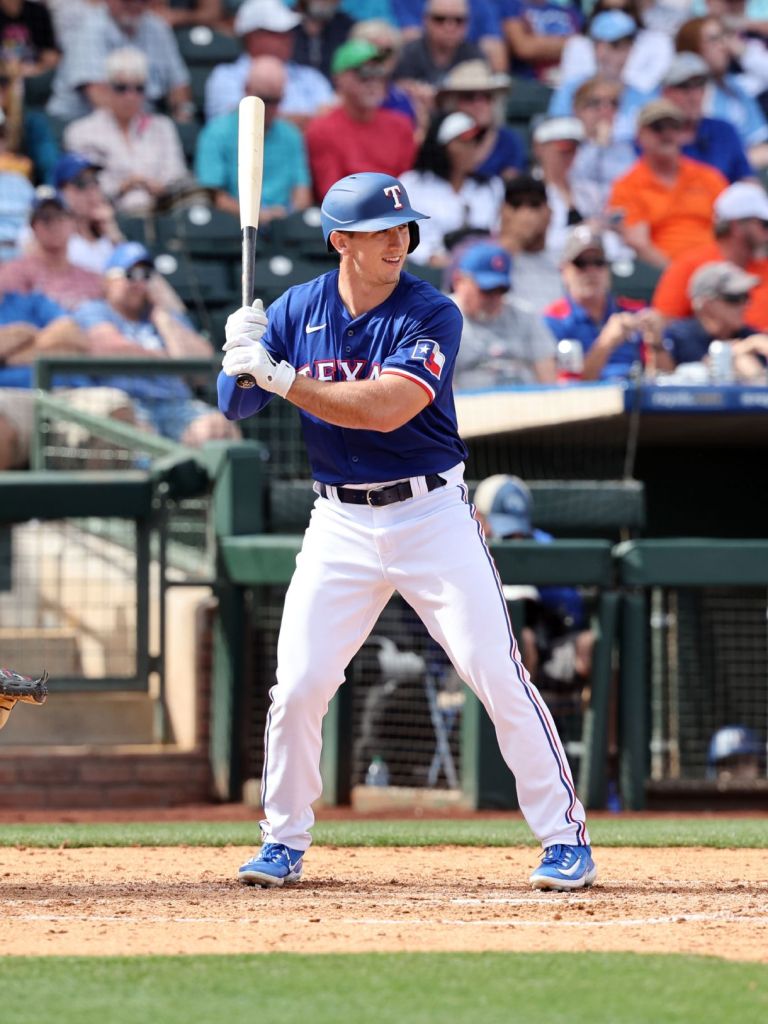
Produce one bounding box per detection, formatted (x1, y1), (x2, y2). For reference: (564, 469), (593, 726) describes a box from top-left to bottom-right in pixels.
(222, 341), (296, 398)
(223, 298), (268, 351)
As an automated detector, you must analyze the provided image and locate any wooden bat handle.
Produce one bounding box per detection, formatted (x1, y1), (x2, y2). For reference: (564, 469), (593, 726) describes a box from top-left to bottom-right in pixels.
(236, 225), (258, 389)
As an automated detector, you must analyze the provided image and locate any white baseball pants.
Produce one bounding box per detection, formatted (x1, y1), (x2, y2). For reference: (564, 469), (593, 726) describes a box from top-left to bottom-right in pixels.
(260, 463), (589, 852)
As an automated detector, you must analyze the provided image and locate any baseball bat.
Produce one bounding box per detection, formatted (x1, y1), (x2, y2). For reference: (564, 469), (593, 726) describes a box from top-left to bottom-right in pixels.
(235, 94), (265, 389)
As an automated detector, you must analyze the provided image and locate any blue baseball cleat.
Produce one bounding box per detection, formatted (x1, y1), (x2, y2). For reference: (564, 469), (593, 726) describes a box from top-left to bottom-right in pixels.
(529, 844), (597, 891)
(238, 843), (304, 887)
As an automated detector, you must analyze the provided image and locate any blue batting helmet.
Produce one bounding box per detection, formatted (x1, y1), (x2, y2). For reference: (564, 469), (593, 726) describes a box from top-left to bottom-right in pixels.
(707, 725), (764, 778)
(320, 173), (429, 254)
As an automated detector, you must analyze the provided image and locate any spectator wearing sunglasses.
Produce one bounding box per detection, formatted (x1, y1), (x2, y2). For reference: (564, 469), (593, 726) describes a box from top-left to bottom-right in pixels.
(0, 186), (102, 310)
(436, 59), (525, 181)
(451, 240), (558, 389)
(675, 15), (768, 167)
(608, 98), (728, 267)
(63, 47), (190, 215)
(548, 11), (655, 143)
(661, 260), (768, 380)
(496, 175), (564, 313)
(569, 78), (636, 224)
(196, 55), (312, 222)
(660, 51), (755, 183)
(653, 181), (768, 329)
(47, 0), (192, 123)
(392, 0), (486, 95)
(530, 115), (586, 258)
(51, 153), (124, 274)
(544, 225), (664, 380)
(558, 0), (673, 95)
(306, 39), (416, 202)
(72, 242), (240, 446)
(400, 111), (504, 265)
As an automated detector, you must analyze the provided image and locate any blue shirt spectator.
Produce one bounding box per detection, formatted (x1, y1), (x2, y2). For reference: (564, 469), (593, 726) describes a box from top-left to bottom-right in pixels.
(545, 291), (644, 378)
(0, 289), (69, 387)
(499, 0), (583, 81)
(195, 99), (311, 214)
(0, 173), (34, 262)
(683, 118), (755, 183)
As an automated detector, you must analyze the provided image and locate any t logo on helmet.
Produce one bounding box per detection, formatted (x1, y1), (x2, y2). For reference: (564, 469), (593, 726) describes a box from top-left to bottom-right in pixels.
(383, 185), (404, 210)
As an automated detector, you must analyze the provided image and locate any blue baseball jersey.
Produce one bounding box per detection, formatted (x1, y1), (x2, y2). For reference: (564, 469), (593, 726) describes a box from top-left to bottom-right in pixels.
(218, 269), (468, 485)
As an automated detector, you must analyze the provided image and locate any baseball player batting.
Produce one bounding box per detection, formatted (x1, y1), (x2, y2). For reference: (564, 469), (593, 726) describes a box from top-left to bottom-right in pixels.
(218, 172), (596, 892)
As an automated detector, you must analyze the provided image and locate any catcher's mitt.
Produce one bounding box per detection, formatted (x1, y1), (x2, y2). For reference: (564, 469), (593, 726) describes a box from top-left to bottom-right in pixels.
(0, 667), (48, 729)
(0, 667), (49, 704)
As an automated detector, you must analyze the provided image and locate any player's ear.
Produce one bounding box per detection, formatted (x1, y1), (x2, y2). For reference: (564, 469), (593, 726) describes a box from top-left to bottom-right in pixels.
(329, 230), (347, 255)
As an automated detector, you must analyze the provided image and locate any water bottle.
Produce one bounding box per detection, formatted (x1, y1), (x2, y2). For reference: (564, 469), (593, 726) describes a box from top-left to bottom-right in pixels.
(365, 755), (390, 787)
(556, 338), (584, 382)
(708, 340), (734, 384)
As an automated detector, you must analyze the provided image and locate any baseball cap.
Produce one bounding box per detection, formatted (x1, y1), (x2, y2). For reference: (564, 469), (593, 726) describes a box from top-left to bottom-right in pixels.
(636, 98), (686, 128)
(457, 242), (512, 290)
(29, 185), (68, 221)
(105, 242), (155, 275)
(661, 51), (710, 88)
(589, 10), (637, 43)
(561, 224), (606, 264)
(714, 181), (768, 222)
(472, 475), (533, 538)
(331, 38), (383, 76)
(436, 110), (483, 145)
(437, 59), (511, 95)
(532, 116), (585, 145)
(234, 0), (301, 36)
(52, 152), (102, 188)
(688, 260), (760, 301)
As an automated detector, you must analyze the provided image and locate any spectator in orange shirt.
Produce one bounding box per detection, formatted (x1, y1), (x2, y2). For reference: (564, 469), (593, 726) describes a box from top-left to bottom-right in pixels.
(608, 98), (728, 267)
(652, 182), (768, 329)
(305, 39), (417, 203)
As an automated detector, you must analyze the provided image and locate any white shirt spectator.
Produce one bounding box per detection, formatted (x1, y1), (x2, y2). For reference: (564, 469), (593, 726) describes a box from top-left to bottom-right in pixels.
(398, 170), (504, 265)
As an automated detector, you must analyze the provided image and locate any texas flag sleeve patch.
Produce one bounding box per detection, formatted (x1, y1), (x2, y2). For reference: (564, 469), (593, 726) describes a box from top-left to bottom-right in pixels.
(411, 339), (445, 380)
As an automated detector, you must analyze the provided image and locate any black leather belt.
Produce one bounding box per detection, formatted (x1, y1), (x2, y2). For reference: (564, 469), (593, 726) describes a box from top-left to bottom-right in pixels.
(317, 473), (447, 508)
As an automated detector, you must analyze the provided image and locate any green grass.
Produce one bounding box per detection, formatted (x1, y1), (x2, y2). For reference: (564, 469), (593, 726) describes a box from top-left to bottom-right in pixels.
(0, 816), (766, 848)
(0, 953), (765, 1024)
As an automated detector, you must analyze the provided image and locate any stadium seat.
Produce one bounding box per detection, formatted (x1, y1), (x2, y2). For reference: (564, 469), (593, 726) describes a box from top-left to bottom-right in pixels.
(265, 207), (325, 256)
(23, 68), (55, 110)
(152, 205), (241, 257)
(174, 119), (201, 165)
(115, 214), (148, 244)
(505, 78), (553, 127)
(252, 254), (338, 306)
(611, 258), (663, 303)
(189, 65), (212, 117)
(154, 251), (237, 307)
(405, 261), (445, 289)
(174, 26), (241, 67)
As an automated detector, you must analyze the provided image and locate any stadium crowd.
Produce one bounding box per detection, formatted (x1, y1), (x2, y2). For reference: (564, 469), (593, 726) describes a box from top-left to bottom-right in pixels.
(2, 0), (768, 468)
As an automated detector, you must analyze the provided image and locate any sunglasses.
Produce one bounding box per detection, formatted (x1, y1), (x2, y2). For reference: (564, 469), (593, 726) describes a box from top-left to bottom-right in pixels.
(459, 91), (494, 102)
(720, 292), (749, 304)
(582, 96), (620, 110)
(674, 76), (708, 90)
(259, 94), (283, 105)
(111, 82), (146, 94)
(571, 257), (608, 270)
(33, 209), (68, 225)
(123, 263), (154, 282)
(69, 173), (100, 190)
(506, 196), (547, 209)
(429, 14), (468, 25)
(480, 285), (510, 296)
(648, 118), (687, 133)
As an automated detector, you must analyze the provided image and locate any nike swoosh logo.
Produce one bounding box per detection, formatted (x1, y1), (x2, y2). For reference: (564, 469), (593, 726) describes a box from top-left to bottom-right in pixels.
(305, 323), (326, 333)
(557, 859), (585, 877)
